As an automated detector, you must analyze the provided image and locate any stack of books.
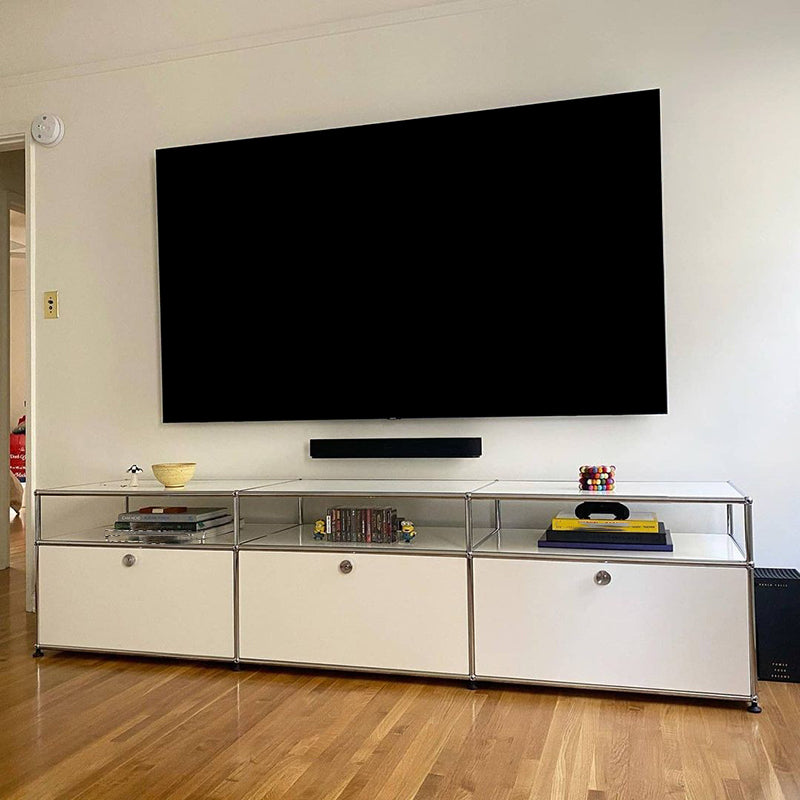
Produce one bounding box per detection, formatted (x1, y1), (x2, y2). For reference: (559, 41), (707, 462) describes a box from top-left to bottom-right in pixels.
(320, 506), (400, 543)
(105, 505), (234, 544)
(538, 510), (673, 551)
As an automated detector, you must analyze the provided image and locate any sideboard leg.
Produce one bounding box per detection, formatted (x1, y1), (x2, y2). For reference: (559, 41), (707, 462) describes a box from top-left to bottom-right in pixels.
(32, 646), (44, 658)
(747, 698), (762, 713)
(467, 678), (478, 690)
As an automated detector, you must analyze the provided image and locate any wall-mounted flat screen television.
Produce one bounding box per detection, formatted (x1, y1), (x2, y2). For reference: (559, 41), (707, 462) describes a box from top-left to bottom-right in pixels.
(155, 88), (667, 422)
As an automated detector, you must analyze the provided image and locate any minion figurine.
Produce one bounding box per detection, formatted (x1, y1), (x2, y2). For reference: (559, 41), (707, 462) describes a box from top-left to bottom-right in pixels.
(400, 519), (416, 542)
(313, 519), (327, 540)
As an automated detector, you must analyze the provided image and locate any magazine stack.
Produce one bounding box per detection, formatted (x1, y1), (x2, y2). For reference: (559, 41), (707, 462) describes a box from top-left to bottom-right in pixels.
(105, 505), (234, 544)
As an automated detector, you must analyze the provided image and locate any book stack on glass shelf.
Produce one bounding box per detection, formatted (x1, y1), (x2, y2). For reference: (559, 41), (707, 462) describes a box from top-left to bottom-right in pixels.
(314, 506), (416, 543)
(538, 509), (673, 551)
(105, 506), (234, 544)
(322, 506), (398, 543)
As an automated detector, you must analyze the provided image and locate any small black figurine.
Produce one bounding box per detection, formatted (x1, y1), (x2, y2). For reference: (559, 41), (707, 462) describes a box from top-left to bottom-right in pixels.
(126, 464), (144, 487)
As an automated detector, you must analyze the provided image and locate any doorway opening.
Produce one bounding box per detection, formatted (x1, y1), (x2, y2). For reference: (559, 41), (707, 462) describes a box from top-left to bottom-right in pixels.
(0, 142), (28, 581)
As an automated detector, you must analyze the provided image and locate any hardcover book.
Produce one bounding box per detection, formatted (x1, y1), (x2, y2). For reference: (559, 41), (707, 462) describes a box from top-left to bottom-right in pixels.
(117, 506), (230, 523)
(551, 510), (660, 532)
(538, 528), (673, 552)
(543, 521), (669, 545)
(113, 514), (234, 531)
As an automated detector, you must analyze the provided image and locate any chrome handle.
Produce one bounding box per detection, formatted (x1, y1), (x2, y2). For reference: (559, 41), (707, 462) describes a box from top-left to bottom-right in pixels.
(594, 570), (611, 586)
(122, 553), (136, 567)
(339, 559), (353, 574)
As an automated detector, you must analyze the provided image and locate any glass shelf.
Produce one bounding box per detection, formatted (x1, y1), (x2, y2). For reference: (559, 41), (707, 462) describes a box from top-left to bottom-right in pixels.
(469, 480), (749, 503)
(237, 479), (485, 556)
(474, 528), (747, 564)
(38, 520), (306, 548)
(39, 524), (237, 548)
(241, 523), (470, 553)
(35, 478), (294, 496)
(239, 478), (496, 498)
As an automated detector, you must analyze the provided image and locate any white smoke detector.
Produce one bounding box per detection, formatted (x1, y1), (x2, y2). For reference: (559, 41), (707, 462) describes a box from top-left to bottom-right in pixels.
(31, 114), (64, 146)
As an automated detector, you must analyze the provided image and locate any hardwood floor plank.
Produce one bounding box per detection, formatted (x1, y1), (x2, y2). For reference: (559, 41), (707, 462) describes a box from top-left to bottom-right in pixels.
(2, 524), (800, 800)
(176, 674), (393, 800)
(345, 684), (479, 800)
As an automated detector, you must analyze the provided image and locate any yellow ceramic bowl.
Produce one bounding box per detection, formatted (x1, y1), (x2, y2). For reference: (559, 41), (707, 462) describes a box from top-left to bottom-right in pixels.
(151, 462), (196, 488)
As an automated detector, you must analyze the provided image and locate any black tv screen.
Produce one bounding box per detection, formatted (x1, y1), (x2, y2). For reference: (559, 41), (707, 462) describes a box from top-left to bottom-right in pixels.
(155, 88), (667, 422)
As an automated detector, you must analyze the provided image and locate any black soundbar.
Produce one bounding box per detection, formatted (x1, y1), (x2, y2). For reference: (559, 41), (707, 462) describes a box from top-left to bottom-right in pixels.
(309, 437), (482, 459)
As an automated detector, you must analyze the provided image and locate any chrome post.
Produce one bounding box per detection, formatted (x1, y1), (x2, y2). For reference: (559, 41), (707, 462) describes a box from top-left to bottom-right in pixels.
(465, 493), (476, 683)
(34, 490), (42, 545)
(33, 492), (42, 655)
(233, 491), (240, 669)
(466, 493), (473, 551)
(744, 498), (754, 563)
(743, 497), (759, 707)
(494, 498), (501, 532)
(298, 496), (304, 526)
(233, 493), (240, 547)
(233, 545), (240, 669)
(726, 504), (733, 537)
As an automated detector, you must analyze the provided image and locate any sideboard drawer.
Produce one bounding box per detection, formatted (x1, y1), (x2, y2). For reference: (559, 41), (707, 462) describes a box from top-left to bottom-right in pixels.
(37, 545), (235, 658)
(474, 557), (752, 696)
(239, 550), (469, 675)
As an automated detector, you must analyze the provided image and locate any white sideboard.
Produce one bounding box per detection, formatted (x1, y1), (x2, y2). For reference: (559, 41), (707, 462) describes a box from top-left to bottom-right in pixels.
(33, 477), (760, 711)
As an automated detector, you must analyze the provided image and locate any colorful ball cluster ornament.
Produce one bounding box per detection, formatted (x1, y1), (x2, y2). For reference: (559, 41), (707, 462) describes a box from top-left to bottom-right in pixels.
(579, 465), (616, 491)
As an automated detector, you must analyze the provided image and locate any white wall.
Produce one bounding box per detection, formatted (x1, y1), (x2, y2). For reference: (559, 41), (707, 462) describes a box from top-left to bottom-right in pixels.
(0, 0), (798, 567)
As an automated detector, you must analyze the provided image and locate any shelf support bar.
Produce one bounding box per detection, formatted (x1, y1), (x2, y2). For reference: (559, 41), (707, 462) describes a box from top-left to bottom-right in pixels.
(233, 491), (241, 667)
(33, 491), (43, 656)
(743, 497), (759, 707)
(465, 493), (477, 684)
(744, 498), (754, 563)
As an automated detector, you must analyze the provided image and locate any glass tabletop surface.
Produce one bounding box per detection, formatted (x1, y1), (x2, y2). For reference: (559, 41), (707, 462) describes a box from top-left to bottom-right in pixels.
(239, 478), (498, 497)
(470, 480), (748, 502)
(35, 478), (296, 495)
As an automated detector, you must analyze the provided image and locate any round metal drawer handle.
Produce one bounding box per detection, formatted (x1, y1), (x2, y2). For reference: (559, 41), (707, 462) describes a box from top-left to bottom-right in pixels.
(122, 554), (136, 567)
(339, 559), (353, 574)
(594, 570), (611, 586)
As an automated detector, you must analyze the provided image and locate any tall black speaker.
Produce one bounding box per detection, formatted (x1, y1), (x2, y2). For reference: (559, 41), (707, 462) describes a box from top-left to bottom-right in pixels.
(754, 567), (800, 682)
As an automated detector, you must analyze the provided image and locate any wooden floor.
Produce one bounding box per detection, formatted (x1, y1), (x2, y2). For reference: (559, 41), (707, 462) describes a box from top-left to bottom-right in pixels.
(2, 521), (800, 800)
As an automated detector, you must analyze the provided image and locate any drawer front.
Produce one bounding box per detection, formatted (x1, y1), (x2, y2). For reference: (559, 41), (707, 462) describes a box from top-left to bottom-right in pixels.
(239, 551), (469, 675)
(474, 558), (752, 696)
(37, 545), (234, 658)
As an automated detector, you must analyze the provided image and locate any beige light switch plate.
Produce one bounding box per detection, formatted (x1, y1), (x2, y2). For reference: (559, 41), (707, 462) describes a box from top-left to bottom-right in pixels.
(44, 291), (59, 319)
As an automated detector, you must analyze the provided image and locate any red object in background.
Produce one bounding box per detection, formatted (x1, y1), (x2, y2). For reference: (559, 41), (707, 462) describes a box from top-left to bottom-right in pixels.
(10, 432), (25, 481)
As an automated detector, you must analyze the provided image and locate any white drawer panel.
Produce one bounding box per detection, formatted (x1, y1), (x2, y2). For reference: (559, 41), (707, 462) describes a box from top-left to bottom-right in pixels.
(474, 558), (752, 697)
(37, 545), (234, 658)
(239, 551), (468, 675)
